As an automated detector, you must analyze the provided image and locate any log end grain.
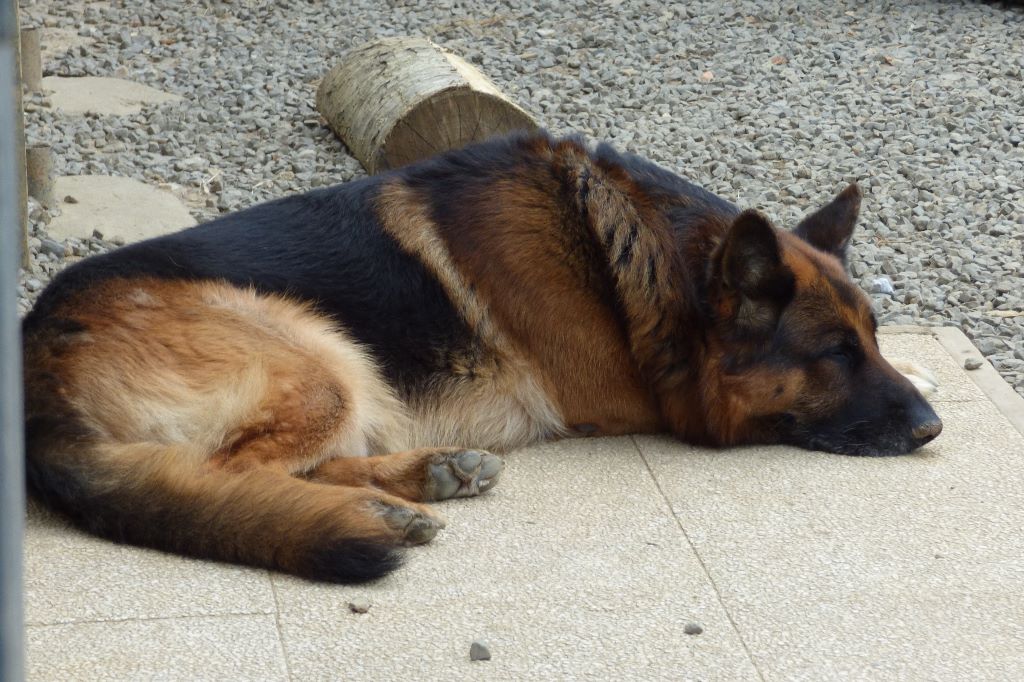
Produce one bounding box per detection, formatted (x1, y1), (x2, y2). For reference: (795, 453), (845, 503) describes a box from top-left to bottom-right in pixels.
(374, 87), (536, 173)
(317, 37), (538, 174)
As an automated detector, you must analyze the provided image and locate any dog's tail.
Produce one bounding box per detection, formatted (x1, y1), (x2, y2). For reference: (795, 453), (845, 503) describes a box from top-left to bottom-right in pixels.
(24, 410), (403, 583)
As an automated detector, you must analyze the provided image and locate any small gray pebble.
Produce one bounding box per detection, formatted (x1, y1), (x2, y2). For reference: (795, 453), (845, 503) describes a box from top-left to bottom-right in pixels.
(39, 239), (67, 258)
(684, 622), (703, 635)
(964, 358), (984, 370)
(469, 640), (491, 661)
(347, 599), (370, 614)
(63, 195), (78, 204)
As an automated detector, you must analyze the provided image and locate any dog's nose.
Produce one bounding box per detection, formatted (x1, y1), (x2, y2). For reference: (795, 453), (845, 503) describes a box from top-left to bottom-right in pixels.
(912, 419), (943, 446)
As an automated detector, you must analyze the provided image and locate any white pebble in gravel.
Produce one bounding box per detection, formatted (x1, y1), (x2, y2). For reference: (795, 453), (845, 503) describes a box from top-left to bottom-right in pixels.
(870, 277), (895, 296)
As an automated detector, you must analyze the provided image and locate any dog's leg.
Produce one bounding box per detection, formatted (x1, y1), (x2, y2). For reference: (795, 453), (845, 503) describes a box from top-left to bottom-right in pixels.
(207, 458), (448, 548)
(887, 359), (939, 399)
(26, 279), (453, 581)
(307, 448), (504, 502)
(197, 374), (448, 547)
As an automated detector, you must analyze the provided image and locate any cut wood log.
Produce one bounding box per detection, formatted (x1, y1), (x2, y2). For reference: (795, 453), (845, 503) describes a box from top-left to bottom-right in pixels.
(26, 144), (55, 208)
(20, 27), (41, 93)
(316, 37), (538, 174)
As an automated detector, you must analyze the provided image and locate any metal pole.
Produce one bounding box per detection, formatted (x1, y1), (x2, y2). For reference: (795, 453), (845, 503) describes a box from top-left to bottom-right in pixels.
(11, 0), (25, 268)
(0, 0), (26, 677)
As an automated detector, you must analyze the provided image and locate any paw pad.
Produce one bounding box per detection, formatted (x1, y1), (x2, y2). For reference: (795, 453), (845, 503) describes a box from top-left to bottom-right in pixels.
(379, 504), (444, 545)
(427, 450), (504, 501)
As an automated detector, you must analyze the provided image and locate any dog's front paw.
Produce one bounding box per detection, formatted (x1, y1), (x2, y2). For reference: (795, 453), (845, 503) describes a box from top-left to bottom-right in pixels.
(888, 359), (939, 399)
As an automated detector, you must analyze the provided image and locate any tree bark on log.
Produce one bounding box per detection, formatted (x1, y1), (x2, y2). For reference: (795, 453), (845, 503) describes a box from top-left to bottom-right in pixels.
(316, 37), (538, 174)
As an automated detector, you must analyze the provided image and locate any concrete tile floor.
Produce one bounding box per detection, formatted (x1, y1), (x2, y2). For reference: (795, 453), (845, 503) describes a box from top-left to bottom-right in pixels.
(23, 329), (1024, 681)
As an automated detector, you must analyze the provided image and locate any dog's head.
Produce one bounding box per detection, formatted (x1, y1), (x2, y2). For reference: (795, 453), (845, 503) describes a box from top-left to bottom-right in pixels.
(701, 184), (941, 456)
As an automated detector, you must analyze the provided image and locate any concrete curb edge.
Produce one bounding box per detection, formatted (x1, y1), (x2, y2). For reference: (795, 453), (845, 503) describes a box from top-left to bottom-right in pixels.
(933, 326), (1024, 437)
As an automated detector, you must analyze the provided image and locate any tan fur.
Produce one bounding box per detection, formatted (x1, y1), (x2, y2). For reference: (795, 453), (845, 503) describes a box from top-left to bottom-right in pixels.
(377, 181), (567, 450)
(377, 165), (665, 438)
(62, 279), (408, 469)
(22, 278), (454, 581)
(308, 447), (474, 502)
(376, 182), (497, 339)
(471, 177), (661, 434)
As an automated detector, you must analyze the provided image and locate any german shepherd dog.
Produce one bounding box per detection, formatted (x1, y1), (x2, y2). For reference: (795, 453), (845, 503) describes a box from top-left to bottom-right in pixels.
(22, 132), (942, 583)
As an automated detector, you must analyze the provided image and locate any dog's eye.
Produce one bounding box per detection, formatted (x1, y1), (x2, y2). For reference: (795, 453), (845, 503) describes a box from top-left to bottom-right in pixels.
(825, 342), (859, 366)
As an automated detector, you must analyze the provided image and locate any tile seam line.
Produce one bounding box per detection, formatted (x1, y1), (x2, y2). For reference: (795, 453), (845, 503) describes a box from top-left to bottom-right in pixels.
(269, 574), (296, 682)
(25, 609), (277, 628)
(630, 435), (766, 682)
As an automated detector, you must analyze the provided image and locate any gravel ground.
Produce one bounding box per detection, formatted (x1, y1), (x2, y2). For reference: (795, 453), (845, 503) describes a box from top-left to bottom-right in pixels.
(17, 0), (1024, 396)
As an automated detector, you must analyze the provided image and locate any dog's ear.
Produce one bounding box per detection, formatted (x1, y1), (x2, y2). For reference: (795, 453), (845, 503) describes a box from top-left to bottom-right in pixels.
(793, 183), (861, 262)
(713, 210), (795, 333)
